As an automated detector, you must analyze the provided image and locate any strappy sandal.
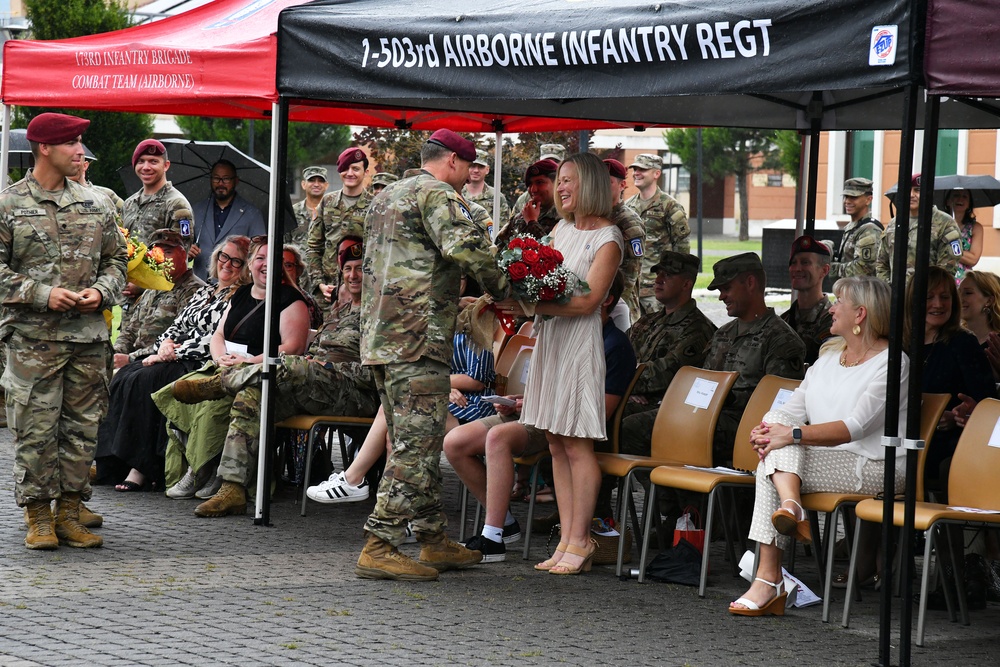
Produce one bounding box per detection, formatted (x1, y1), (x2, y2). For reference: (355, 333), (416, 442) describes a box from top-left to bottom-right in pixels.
(771, 498), (812, 545)
(535, 542), (568, 571)
(549, 539), (597, 576)
(729, 577), (787, 616)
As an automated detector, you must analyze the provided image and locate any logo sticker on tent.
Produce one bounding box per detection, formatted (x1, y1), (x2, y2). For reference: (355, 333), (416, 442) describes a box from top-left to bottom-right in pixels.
(869, 25), (897, 67)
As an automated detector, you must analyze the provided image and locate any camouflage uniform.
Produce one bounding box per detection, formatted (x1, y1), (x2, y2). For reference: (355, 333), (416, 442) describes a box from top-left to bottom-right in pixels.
(610, 202), (647, 323)
(830, 216), (881, 279)
(287, 198), (319, 249)
(466, 201), (494, 240)
(462, 184), (510, 237)
(216, 303), (380, 488)
(494, 204), (561, 249)
(306, 189), (371, 297)
(618, 299), (717, 455)
(121, 182), (193, 246)
(875, 206), (962, 283)
(702, 309), (806, 465)
(0, 173), (128, 506)
(781, 296), (834, 366)
(114, 270), (206, 362)
(361, 170), (510, 545)
(625, 188), (691, 315)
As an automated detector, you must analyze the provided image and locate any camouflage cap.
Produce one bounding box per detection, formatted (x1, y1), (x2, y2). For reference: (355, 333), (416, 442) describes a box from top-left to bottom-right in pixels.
(302, 166), (328, 182)
(472, 149), (490, 167)
(841, 177), (873, 197)
(371, 172), (398, 187)
(652, 251), (700, 278)
(789, 235), (831, 263)
(708, 252), (763, 290)
(630, 153), (663, 170)
(149, 228), (185, 248)
(539, 144), (566, 161)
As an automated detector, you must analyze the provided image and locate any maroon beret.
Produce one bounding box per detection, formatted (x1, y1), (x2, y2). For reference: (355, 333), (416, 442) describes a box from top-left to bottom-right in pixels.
(338, 236), (364, 269)
(337, 147), (368, 173)
(26, 113), (90, 144)
(789, 234), (831, 263)
(427, 129), (477, 162)
(911, 173), (921, 188)
(132, 139), (167, 167)
(524, 158), (559, 184)
(604, 158), (627, 180)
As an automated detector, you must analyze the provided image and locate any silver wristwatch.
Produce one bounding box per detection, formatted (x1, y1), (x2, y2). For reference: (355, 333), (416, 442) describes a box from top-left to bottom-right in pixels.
(792, 427), (802, 445)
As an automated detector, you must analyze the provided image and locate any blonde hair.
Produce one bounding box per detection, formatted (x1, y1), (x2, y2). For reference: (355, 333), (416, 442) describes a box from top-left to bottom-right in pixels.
(554, 153), (613, 222)
(819, 276), (891, 355)
(961, 270), (1000, 330)
(209, 235), (251, 285)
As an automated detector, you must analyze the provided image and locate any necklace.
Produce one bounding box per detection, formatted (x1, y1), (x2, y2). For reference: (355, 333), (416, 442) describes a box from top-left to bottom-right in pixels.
(840, 343), (876, 368)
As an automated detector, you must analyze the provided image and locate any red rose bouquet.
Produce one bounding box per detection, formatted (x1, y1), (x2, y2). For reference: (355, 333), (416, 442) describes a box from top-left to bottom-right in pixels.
(497, 234), (584, 304)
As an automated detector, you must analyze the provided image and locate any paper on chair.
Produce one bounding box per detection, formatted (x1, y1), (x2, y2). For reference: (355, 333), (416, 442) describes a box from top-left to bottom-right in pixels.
(684, 378), (718, 410)
(520, 359), (531, 384)
(771, 388), (794, 411)
(946, 506), (1000, 514)
(988, 418), (1000, 448)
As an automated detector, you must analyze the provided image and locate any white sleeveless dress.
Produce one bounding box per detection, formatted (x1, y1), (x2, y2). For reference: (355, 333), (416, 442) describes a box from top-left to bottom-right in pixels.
(520, 220), (624, 439)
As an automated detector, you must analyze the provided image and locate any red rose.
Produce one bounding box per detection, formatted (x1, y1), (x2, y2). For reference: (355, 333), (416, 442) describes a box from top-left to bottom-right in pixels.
(523, 237), (541, 250)
(539, 260), (557, 274)
(522, 248), (540, 264)
(539, 286), (556, 301)
(556, 278), (567, 293)
(508, 262), (529, 280)
(508, 238), (525, 250)
(552, 249), (564, 263)
(531, 262), (548, 278)
(539, 246), (559, 261)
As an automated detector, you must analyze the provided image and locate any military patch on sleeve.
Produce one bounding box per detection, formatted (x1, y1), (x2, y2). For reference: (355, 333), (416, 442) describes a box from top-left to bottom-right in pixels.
(179, 219), (192, 236)
(457, 202), (473, 223)
(630, 237), (644, 257)
(950, 240), (962, 257)
(860, 247), (873, 261)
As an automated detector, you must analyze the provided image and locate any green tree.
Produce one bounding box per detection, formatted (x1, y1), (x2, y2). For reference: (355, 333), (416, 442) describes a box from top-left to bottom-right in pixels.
(665, 128), (784, 241)
(773, 130), (802, 184)
(174, 117), (351, 182)
(15, 0), (152, 194)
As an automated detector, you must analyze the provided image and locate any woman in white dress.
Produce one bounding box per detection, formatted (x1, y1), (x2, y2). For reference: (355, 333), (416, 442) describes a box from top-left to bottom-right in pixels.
(730, 276), (908, 615)
(503, 152), (623, 575)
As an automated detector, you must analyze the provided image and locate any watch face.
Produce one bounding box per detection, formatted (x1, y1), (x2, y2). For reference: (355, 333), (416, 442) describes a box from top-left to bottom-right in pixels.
(793, 428), (802, 441)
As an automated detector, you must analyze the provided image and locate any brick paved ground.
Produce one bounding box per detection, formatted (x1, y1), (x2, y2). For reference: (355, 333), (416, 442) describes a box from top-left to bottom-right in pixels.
(0, 429), (996, 667)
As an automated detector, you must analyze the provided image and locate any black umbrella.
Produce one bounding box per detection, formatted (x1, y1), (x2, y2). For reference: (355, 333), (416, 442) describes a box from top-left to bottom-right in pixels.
(6, 128), (97, 169)
(117, 138), (293, 228)
(884, 173), (1000, 208)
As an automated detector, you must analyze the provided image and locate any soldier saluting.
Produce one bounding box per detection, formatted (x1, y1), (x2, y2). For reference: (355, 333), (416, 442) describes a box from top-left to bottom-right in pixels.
(0, 113), (128, 550)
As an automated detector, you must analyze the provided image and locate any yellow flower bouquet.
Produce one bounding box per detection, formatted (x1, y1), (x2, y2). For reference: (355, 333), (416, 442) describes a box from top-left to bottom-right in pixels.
(121, 227), (174, 292)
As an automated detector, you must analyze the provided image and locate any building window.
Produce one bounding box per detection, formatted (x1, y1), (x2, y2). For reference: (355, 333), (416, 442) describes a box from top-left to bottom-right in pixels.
(849, 131), (875, 180)
(936, 130), (959, 174)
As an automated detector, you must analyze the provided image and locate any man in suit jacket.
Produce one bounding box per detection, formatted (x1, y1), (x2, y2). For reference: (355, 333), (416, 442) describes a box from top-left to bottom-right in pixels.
(188, 159), (266, 281)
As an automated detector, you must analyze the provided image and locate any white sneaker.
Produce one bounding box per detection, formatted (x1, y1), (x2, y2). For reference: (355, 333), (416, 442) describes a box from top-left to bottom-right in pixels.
(166, 467), (200, 499)
(306, 471), (370, 504)
(194, 475), (223, 500)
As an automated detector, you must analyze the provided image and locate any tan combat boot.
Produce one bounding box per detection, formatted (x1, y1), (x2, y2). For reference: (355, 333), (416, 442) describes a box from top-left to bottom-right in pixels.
(24, 500), (59, 550)
(78, 503), (103, 528)
(355, 533), (439, 581)
(193, 481), (246, 517)
(418, 532), (483, 571)
(172, 374), (226, 404)
(55, 493), (103, 548)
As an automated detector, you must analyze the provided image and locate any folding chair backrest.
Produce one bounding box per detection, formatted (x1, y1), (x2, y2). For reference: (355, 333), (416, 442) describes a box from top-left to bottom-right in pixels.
(493, 326), (511, 360)
(495, 334), (535, 377)
(504, 347), (533, 395)
(517, 320), (535, 337)
(732, 375), (802, 473)
(917, 393), (950, 502)
(649, 366), (738, 467)
(607, 363), (647, 455)
(946, 397), (1000, 511)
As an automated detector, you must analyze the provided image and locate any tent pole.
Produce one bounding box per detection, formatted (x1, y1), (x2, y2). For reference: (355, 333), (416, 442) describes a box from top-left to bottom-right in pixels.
(254, 99), (290, 527)
(696, 128), (703, 273)
(879, 83), (919, 667)
(804, 122), (820, 235)
(1, 105), (10, 180)
(492, 129), (503, 241)
(899, 92), (940, 667)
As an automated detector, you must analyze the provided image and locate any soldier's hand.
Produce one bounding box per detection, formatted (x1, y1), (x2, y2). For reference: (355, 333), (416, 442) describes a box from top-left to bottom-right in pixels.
(48, 287), (82, 312)
(319, 283), (335, 302)
(188, 244), (202, 259)
(522, 199), (541, 222)
(113, 353), (131, 369)
(75, 288), (103, 313)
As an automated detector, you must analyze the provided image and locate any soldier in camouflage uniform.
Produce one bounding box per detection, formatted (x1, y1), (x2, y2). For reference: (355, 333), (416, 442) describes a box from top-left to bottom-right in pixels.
(702, 253), (806, 465)
(781, 235), (834, 365)
(307, 148), (372, 306)
(605, 158), (646, 324)
(626, 154), (691, 316)
(830, 177), (882, 279)
(122, 139), (194, 246)
(112, 230), (205, 368)
(494, 159), (560, 248)
(183, 244), (380, 516)
(617, 252), (717, 457)
(463, 149), (510, 238)
(370, 172), (398, 195)
(72, 156), (124, 218)
(286, 166), (329, 248)
(510, 144), (567, 218)
(876, 174), (962, 283)
(0, 113), (128, 549)
(358, 129), (510, 581)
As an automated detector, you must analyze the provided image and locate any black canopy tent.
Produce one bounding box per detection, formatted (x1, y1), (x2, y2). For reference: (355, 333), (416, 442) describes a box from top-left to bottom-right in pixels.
(270, 2), (999, 663)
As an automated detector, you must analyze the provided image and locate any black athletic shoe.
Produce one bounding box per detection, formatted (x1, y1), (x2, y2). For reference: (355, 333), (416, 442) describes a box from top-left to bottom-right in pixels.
(462, 534), (506, 563)
(501, 520), (522, 544)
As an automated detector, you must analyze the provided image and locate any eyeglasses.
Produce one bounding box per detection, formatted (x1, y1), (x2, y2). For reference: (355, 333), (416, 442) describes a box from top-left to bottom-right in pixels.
(282, 262), (298, 270)
(217, 252), (245, 269)
(211, 176), (236, 183)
